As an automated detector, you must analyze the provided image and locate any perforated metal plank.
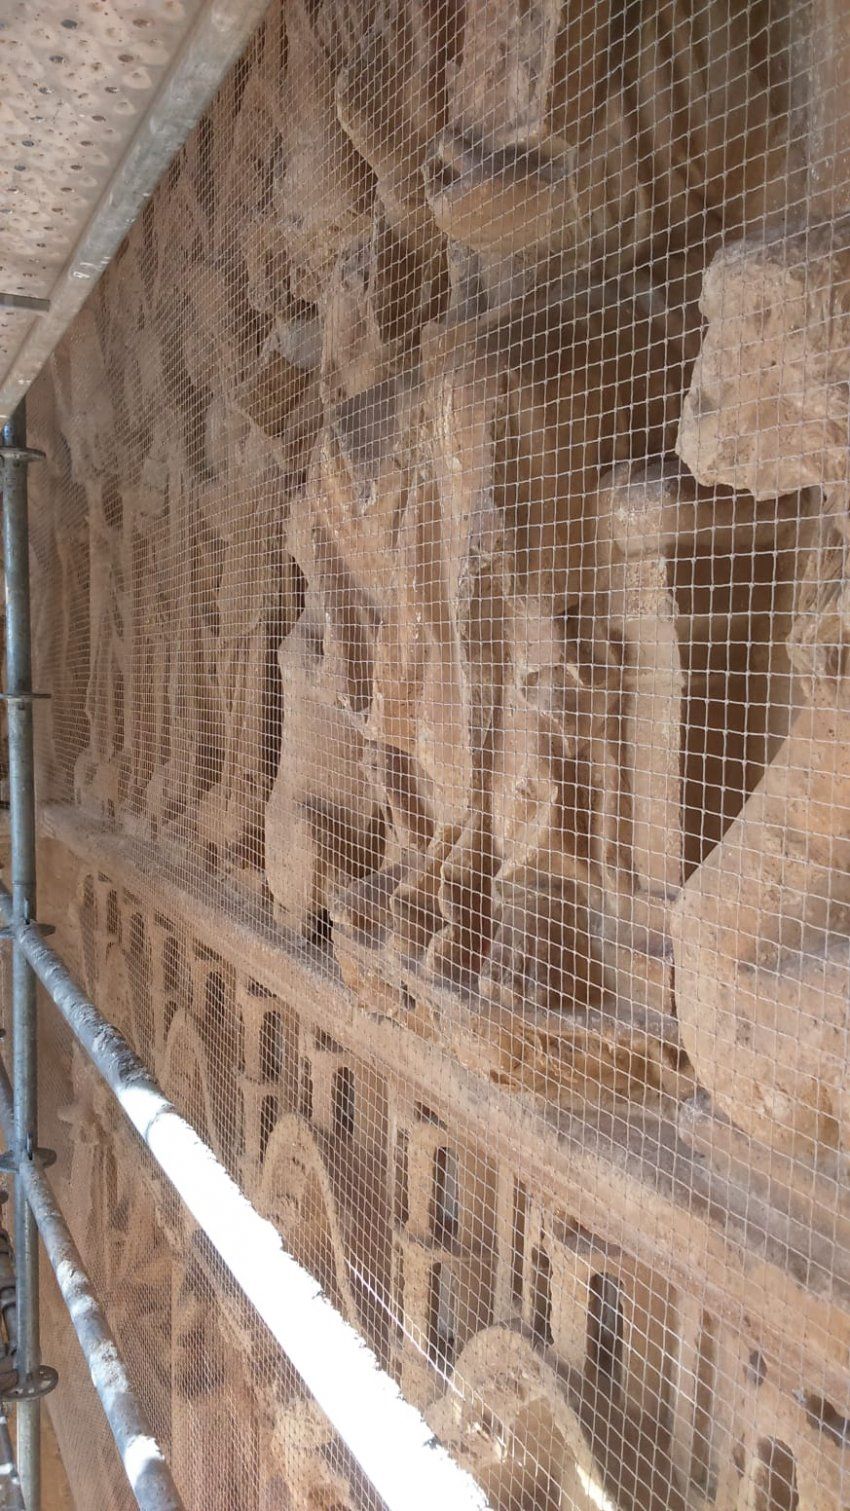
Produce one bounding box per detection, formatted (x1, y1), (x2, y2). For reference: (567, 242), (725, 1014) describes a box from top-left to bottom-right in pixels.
(0, 0), (270, 423)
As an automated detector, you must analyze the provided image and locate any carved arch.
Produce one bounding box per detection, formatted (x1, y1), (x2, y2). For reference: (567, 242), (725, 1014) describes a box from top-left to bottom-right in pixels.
(259, 1112), (360, 1327)
(161, 1009), (226, 1164)
(428, 1325), (602, 1511)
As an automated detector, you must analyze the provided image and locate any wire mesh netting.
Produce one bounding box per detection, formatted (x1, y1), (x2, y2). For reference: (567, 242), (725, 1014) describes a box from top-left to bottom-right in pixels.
(11, 0), (850, 1505)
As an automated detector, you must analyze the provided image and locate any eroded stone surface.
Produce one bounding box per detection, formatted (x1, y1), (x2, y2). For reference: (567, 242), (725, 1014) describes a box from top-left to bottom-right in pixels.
(673, 214), (850, 1160)
(677, 220), (850, 499)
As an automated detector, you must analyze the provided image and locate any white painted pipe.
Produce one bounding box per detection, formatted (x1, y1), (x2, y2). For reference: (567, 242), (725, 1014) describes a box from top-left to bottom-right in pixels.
(0, 1062), (183, 1511)
(0, 894), (489, 1511)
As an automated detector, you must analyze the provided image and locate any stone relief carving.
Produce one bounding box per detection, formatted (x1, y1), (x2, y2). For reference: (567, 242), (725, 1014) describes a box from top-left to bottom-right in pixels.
(255, 0), (801, 1092)
(27, 2), (850, 1502)
(48, 867), (847, 1510)
(32, 0), (833, 1135)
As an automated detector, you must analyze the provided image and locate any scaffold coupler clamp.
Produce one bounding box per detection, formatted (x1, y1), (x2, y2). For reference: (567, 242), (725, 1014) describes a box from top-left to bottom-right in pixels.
(0, 446), (44, 466)
(0, 1139), (56, 1175)
(0, 917), (57, 941)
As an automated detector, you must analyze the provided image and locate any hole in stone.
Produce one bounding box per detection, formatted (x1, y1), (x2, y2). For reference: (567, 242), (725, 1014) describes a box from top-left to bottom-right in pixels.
(259, 1010), (283, 1081)
(128, 914), (145, 959)
(395, 1130), (409, 1227)
(431, 1147), (460, 1243)
(259, 1094), (277, 1161)
(587, 1272), (624, 1384)
(204, 973), (233, 1042)
(511, 1180), (527, 1303)
(691, 1318), (718, 1497)
(314, 1031), (343, 1054)
(414, 1103), (443, 1127)
(309, 908), (332, 947)
(427, 1263), (457, 1369)
(754, 1439), (799, 1511)
(299, 1059), (313, 1121)
(235, 1088), (245, 1156)
(531, 1246), (553, 1346)
(797, 1390), (850, 1446)
(332, 1066), (355, 1139)
(162, 937), (181, 994)
(394, 1253), (405, 1341)
(106, 891), (119, 937)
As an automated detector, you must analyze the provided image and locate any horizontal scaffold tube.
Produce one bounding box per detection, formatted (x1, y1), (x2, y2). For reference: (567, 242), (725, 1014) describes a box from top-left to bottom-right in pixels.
(0, 887), (490, 1511)
(0, 1062), (183, 1511)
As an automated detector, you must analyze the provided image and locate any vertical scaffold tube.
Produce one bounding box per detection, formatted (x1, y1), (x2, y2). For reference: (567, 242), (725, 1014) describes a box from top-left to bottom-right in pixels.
(0, 1063), (183, 1511)
(1, 401), (41, 1511)
(0, 1410), (24, 1511)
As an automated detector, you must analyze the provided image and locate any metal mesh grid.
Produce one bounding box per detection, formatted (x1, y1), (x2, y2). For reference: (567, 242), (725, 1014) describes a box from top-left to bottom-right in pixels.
(17, 0), (850, 1505)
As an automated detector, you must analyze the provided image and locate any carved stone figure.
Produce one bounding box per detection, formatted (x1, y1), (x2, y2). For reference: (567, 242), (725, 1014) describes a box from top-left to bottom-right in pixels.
(265, 0), (797, 1044)
(673, 223), (850, 1157)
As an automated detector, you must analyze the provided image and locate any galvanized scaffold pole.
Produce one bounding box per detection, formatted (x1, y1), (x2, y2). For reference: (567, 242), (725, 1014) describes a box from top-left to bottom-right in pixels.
(0, 400), (44, 1511)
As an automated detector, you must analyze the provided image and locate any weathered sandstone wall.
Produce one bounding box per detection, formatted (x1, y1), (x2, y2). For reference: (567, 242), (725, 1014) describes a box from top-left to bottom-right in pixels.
(17, 0), (850, 1506)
